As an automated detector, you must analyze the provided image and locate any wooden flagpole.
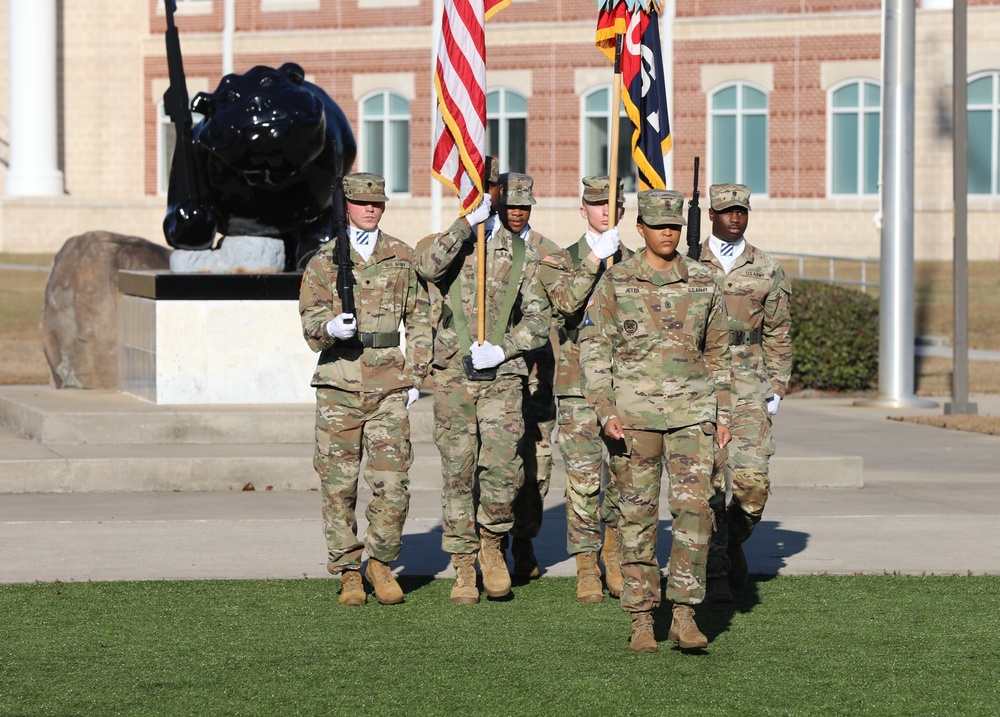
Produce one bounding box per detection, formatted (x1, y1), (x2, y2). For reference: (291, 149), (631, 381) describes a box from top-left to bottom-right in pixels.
(606, 33), (624, 267)
(477, 220), (486, 342)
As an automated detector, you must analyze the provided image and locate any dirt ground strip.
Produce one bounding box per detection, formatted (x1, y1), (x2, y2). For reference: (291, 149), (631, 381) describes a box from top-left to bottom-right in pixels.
(890, 414), (1000, 437)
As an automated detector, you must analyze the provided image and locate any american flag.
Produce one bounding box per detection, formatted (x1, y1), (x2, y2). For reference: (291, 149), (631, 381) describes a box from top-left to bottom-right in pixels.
(432, 0), (509, 216)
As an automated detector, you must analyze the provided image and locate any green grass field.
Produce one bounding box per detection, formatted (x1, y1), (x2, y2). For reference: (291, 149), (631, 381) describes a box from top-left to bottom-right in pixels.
(2, 576), (997, 716)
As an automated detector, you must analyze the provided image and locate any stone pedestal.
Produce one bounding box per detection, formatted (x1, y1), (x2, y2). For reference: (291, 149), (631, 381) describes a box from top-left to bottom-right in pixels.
(117, 271), (317, 405)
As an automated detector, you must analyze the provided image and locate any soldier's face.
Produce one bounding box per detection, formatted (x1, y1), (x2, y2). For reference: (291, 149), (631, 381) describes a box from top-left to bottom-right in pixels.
(487, 184), (502, 213)
(710, 206), (749, 243)
(346, 200), (385, 231)
(638, 222), (682, 261)
(500, 204), (531, 234)
(580, 201), (625, 234)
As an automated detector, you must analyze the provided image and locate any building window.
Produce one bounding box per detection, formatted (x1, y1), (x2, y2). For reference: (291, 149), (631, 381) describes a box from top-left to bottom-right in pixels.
(968, 72), (1000, 195)
(487, 89), (527, 174)
(709, 82), (768, 194)
(360, 91), (410, 194)
(158, 103), (204, 196)
(830, 80), (881, 196)
(582, 86), (637, 194)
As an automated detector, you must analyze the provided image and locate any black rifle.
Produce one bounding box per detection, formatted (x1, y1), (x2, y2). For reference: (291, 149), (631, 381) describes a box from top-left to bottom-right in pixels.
(162, 0), (200, 205)
(686, 156), (702, 260)
(330, 138), (356, 320)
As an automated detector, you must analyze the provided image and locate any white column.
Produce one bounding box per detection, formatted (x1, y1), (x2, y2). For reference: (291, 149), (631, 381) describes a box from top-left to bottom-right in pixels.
(6, 0), (64, 196)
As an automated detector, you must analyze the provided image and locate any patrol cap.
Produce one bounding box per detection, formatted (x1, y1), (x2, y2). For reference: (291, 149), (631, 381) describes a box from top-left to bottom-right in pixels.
(499, 172), (537, 206)
(709, 183), (751, 212)
(582, 176), (625, 204)
(485, 155), (499, 186)
(637, 189), (687, 226)
(343, 172), (389, 202)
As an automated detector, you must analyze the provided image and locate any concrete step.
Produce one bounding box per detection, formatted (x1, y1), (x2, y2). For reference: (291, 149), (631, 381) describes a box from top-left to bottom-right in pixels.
(0, 386), (435, 446)
(0, 438), (455, 493)
(0, 386), (862, 493)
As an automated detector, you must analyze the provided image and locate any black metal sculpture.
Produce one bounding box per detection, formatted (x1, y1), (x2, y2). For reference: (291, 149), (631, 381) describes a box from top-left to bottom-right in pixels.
(163, 58), (356, 271)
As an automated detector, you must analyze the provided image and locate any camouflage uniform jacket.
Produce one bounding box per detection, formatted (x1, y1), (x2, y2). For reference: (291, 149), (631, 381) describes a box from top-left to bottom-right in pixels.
(702, 242), (792, 401)
(539, 234), (631, 398)
(299, 231), (431, 391)
(580, 250), (734, 431)
(523, 228), (562, 391)
(416, 217), (551, 377)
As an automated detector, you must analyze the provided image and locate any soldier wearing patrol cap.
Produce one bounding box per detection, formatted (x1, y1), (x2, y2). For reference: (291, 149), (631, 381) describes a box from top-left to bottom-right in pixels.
(580, 189), (734, 653)
(537, 175), (631, 603)
(300, 172), (432, 607)
(416, 166), (551, 604)
(497, 171), (562, 580)
(702, 183), (792, 604)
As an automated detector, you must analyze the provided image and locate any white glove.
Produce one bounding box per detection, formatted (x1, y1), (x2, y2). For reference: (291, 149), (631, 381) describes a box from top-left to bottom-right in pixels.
(326, 313), (356, 340)
(591, 227), (620, 260)
(469, 341), (505, 370)
(767, 394), (782, 415)
(465, 194), (493, 228)
(406, 387), (420, 408)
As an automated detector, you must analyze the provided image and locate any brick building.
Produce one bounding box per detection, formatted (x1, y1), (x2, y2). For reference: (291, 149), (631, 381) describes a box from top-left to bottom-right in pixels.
(1, 0), (998, 260)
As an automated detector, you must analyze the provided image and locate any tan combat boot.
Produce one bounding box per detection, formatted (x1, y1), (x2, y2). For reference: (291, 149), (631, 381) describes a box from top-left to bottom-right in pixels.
(365, 558), (404, 605)
(668, 603), (708, 649)
(575, 552), (604, 603)
(450, 553), (480, 604)
(600, 524), (623, 598)
(338, 569), (366, 606)
(478, 530), (512, 598)
(629, 611), (657, 653)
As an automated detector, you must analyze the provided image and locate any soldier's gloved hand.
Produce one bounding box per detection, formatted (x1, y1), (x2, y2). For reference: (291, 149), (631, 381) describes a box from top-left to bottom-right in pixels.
(406, 387), (420, 408)
(767, 394), (782, 415)
(465, 195), (492, 228)
(592, 226), (620, 260)
(327, 313), (357, 340)
(469, 341), (505, 370)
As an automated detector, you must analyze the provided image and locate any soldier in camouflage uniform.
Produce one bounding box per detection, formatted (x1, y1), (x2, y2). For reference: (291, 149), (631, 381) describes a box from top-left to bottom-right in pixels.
(701, 184), (792, 603)
(416, 173), (552, 604)
(497, 172), (560, 579)
(299, 173), (431, 607)
(538, 176), (629, 603)
(580, 189), (733, 653)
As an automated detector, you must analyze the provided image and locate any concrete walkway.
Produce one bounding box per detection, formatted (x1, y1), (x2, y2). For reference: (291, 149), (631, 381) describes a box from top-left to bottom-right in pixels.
(1, 388), (998, 584)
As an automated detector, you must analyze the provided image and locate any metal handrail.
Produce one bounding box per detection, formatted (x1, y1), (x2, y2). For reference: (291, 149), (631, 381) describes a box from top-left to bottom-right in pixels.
(771, 252), (879, 293)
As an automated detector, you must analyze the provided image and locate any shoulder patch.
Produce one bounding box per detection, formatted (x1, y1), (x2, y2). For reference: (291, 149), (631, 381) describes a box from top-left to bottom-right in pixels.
(541, 254), (566, 267)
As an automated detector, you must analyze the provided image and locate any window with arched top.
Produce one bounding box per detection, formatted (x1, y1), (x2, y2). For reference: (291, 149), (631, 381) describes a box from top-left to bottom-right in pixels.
(708, 82), (768, 194)
(581, 86), (637, 194)
(487, 89), (527, 174)
(829, 79), (881, 196)
(968, 71), (1000, 195)
(360, 90), (411, 195)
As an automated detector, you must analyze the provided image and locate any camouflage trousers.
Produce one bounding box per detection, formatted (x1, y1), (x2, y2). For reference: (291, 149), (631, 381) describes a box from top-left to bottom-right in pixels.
(433, 367), (525, 554)
(708, 398), (775, 578)
(512, 379), (555, 539)
(556, 396), (620, 555)
(314, 386), (412, 573)
(611, 423), (716, 612)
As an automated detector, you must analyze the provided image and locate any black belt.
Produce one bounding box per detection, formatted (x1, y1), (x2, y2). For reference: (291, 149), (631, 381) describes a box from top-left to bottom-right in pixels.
(334, 331), (401, 350)
(729, 327), (763, 346)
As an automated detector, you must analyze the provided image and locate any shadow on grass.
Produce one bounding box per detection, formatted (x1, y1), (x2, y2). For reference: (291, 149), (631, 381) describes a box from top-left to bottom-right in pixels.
(393, 497), (808, 640)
